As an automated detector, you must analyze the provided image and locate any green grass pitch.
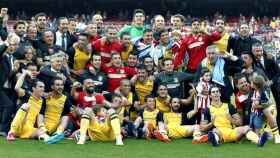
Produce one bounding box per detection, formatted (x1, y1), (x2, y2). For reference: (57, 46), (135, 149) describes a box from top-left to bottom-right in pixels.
(0, 138), (279, 158)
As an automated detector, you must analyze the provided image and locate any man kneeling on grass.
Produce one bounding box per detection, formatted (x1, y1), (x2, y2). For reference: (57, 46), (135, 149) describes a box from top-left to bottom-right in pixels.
(6, 80), (50, 142)
(76, 93), (125, 145)
(204, 85), (268, 147)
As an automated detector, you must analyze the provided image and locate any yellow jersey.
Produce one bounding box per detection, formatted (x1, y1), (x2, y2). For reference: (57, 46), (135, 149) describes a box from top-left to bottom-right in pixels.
(135, 79), (154, 105)
(213, 32), (230, 53)
(155, 97), (171, 113)
(207, 103), (236, 128)
(43, 95), (71, 133)
(73, 47), (91, 71)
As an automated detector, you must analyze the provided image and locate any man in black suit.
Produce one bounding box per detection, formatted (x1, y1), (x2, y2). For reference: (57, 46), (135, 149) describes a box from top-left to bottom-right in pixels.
(55, 17), (73, 52)
(37, 53), (72, 93)
(0, 34), (20, 135)
(252, 42), (280, 132)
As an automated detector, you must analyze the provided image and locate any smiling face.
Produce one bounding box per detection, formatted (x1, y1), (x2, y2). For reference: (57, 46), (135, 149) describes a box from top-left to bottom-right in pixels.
(210, 87), (221, 102)
(171, 98), (180, 112)
(215, 19), (225, 33)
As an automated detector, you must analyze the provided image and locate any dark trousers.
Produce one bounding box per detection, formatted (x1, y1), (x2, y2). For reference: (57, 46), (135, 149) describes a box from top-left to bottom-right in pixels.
(271, 83), (280, 132)
(0, 89), (16, 133)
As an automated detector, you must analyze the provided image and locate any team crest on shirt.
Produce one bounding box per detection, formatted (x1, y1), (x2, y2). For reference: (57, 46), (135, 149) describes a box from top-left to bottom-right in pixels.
(120, 69), (125, 74)
(198, 37), (202, 41)
(98, 76), (103, 81)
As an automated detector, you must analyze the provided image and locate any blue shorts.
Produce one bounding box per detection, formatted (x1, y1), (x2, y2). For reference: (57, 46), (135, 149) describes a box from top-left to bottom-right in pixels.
(249, 113), (263, 129)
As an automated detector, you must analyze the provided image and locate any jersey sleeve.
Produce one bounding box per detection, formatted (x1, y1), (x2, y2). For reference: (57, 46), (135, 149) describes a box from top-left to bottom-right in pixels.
(137, 109), (144, 118)
(39, 98), (47, 115)
(61, 97), (72, 116)
(95, 94), (105, 104)
(203, 108), (211, 122)
(156, 112), (164, 123)
(228, 104), (237, 115)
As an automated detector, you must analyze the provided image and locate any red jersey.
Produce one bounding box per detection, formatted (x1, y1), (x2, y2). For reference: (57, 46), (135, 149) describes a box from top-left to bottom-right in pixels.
(173, 32), (220, 72)
(102, 65), (136, 92)
(90, 34), (101, 44)
(92, 38), (123, 64)
(235, 91), (250, 110)
(76, 91), (105, 108)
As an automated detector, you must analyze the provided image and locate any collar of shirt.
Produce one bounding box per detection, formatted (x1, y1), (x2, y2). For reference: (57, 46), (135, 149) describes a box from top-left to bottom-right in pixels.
(51, 67), (59, 73)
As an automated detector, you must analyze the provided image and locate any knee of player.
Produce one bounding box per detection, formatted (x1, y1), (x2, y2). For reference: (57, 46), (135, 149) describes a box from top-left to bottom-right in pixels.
(20, 103), (30, 111)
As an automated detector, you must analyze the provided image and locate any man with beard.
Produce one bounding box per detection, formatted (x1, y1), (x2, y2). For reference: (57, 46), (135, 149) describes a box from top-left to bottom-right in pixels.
(12, 21), (27, 59)
(213, 17), (230, 54)
(92, 26), (122, 64)
(81, 53), (107, 93)
(120, 32), (133, 62)
(159, 97), (208, 143)
(69, 78), (109, 132)
(119, 9), (146, 39)
(41, 77), (72, 144)
(131, 65), (154, 107)
(34, 12), (48, 40)
(234, 73), (252, 125)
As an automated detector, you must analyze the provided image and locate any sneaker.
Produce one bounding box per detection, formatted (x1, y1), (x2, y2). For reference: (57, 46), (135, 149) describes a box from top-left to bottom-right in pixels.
(275, 135), (280, 144)
(192, 134), (208, 144)
(115, 135), (124, 146)
(6, 132), (16, 141)
(46, 133), (65, 144)
(208, 131), (219, 147)
(154, 130), (171, 143)
(0, 132), (7, 137)
(73, 131), (81, 143)
(258, 132), (268, 147)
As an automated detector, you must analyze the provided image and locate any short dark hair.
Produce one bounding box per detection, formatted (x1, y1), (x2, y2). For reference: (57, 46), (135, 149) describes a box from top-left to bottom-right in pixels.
(13, 20), (26, 30)
(120, 31), (130, 39)
(57, 17), (68, 26)
(51, 77), (64, 86)
(157, 28), (168, 37)
(111, 52), (121, 58)
(31, 79), (42, 88)
(137, 64), (146, 70)
(233, 73), (248, 86)
(143, 28), (152, 34)
(200, 68), (211, 78)
(35, 12), (47, 21)
(144, 94), (155, 102)
(214, 17), (225, 24)
(192, 18), (201, 24)
(105, 25), (117, 33)
(162, 58), (173, 65)
(172, 14), (186, 23)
